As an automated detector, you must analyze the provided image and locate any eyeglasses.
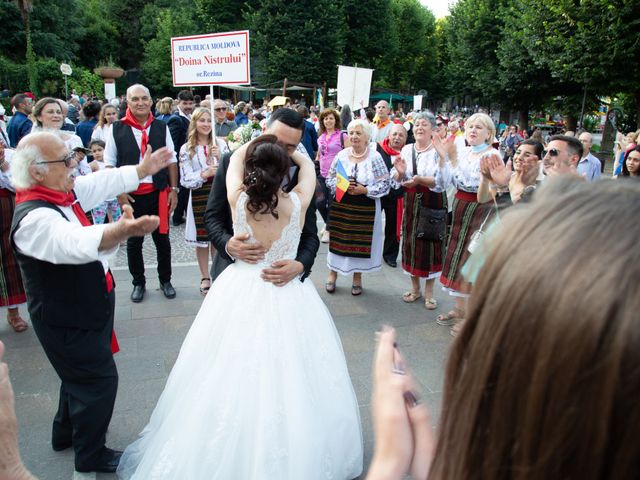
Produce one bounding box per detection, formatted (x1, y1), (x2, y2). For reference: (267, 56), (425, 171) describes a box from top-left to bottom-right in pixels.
(36, 151), (76, 167)
(214, 107), (227, 112)
(436, 122), (443, 127)
(546, 148), (560, 157)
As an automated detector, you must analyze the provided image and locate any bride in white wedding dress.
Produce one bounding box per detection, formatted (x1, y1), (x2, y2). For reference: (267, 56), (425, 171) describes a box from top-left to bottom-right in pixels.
(117, 135), (363, 479)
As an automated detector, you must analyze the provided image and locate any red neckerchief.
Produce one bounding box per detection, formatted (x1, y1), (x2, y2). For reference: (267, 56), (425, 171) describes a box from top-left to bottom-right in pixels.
(16, 185), (120, 353)
(121, 107), (154, 157)
(380, 138), (401, 157)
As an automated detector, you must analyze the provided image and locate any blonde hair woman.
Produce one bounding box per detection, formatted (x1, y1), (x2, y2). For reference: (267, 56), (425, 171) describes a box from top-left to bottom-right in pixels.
(91, 103), (119, 142)
(178, 107), (229, 294)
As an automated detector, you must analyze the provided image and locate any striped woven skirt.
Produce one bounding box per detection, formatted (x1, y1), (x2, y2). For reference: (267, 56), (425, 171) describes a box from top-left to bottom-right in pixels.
(0, 191), (26, 306)
(401, 186), (448, 278)
(328, 193), (376, 259)
(440, 190), (494, 294)
(186, 179), (213, 246)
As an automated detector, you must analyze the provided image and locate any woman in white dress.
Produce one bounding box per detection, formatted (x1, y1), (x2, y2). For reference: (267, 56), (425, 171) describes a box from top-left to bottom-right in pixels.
(178, 107), (228, 295)
(325, 119), (390, 295)
(117, 135), (363, 480)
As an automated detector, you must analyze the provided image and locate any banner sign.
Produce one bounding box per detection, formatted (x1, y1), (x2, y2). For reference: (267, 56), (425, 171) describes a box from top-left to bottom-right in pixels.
(413, 95), (423, 111)
(337, 65), (373, 109)
(171, 30), (250, 86)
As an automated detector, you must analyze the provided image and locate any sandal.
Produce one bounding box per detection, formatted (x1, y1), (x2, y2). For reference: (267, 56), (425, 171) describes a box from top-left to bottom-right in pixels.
(424, 298), (438, 310)
(402, 291), (422, 303)
(325, 281), (336, 293)
(199, 278), (211, 296)
(7, 309), (28, 333)
(435, 308), (465, 326)
(351, 284), (363, 296)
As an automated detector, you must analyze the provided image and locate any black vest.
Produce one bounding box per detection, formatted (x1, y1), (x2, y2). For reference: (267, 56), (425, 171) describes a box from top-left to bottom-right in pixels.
(11, 201), (112, 330)
(112, 119), (169, 189)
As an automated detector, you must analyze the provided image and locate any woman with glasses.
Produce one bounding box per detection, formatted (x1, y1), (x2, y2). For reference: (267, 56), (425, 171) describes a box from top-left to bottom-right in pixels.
(315, 108), (348, 244)
(438, 113), (500, 335)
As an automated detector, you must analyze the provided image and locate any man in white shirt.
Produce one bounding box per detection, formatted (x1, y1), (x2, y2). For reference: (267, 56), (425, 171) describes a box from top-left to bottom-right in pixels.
(104, 84), (179, 302)
(10, 131), (173, 474)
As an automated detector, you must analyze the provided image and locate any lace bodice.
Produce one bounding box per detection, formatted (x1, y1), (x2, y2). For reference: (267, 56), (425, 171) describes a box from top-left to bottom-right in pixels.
(233, 191), (302, 267)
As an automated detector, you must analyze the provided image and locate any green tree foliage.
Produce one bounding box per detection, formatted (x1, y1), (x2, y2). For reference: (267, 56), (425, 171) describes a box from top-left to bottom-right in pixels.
(194, 0), (250, 33)
(246, 0), (346, 85)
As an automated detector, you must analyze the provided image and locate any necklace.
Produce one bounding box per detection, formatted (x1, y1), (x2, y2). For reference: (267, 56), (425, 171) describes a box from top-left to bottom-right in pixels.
(414, 142), (433, 153)
(350, 146), (368, 159)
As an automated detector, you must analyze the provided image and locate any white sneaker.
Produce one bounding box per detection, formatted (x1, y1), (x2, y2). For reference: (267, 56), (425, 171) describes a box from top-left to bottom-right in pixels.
(321, 230), (330, 243)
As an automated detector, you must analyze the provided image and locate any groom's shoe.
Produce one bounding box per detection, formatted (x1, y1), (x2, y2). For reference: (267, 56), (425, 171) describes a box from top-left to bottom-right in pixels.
(160, 281), (176, 299)
(76, 448), (123, 473)
(131, 285), (145, 303)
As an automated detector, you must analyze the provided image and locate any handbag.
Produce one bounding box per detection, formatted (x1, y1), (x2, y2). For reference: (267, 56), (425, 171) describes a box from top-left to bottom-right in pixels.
(467, 198), (499, 254)
(411, 146), (447, 241)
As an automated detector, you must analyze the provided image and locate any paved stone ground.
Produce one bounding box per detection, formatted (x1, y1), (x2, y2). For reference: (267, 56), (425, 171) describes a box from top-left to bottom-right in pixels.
(1, 218), (455, 480)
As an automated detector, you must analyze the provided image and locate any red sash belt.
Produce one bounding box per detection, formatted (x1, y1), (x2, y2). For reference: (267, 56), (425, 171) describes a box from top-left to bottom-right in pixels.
(455, 190), (478, 203)
(132, 183), (170, 234)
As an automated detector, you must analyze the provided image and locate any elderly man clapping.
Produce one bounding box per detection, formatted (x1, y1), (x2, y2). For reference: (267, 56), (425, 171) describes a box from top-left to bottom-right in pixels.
(9, 131), (172, 474)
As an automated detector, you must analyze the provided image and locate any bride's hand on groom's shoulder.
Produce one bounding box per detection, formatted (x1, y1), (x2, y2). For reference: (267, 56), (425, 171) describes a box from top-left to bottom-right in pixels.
(227, 233), (266, 263)
(261, 260), (304, 287)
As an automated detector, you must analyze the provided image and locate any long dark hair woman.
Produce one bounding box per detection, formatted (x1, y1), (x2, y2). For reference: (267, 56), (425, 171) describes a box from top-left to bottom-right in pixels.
(621, 145), (640, 178)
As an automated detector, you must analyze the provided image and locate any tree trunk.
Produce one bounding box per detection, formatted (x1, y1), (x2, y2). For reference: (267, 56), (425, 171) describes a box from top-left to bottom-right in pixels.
(635, 90), (640, 130)
(499, 110), (510, 125)
(518, 109), (529, 132)
(25, 14), (37, 95)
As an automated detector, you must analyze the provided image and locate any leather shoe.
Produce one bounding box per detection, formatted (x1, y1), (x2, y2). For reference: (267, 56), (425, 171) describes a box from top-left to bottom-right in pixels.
(160, 281), (176, 299)
(76, 448), (123, 473)
(130, 285), (145, 303)
(384, 257), (397, 268)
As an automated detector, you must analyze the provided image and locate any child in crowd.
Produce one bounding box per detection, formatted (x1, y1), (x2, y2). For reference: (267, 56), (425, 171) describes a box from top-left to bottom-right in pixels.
(89, 140), (122, 224)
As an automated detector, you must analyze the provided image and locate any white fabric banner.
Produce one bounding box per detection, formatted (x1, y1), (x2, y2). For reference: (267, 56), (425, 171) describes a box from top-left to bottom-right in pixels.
(337, 65), (374, 109)
(104, 83), (116, 101)
(413, 95), (423, 111)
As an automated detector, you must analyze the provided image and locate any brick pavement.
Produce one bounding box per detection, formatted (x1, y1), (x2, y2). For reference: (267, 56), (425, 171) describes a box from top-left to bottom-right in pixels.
(1, 220), (455, 480)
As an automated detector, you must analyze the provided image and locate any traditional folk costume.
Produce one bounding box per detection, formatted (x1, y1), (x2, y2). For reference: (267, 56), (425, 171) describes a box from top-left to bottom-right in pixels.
(179, 140), (228, 247)
(391, 144), (451, 279)
(326, 146), (390, 275)
(440, 146), (499, 296)
(0, 150), (27, 322)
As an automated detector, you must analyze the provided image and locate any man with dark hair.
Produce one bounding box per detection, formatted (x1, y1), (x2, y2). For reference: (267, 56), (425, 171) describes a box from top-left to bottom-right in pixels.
(76, 101), (101, 147)
(295, 105), (318, 159)
(204, 107), (319, 283)
(543, 134), (583, 177)
(167, 90), (194, 225)
(7, 94), (33, 147)
(104, 84), (179, 303)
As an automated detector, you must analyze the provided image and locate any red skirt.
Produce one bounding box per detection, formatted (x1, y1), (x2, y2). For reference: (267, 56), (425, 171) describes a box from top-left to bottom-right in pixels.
(0, 192), (27, 306)
(440, 190), (494, 293)
(401, 186), (447, 277)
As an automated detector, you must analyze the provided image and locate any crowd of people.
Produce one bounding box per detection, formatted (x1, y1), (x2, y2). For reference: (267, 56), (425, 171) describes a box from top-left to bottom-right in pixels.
(0, 85), (639, 479)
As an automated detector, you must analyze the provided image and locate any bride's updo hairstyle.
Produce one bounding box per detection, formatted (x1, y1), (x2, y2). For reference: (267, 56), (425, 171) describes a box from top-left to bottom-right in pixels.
(243, 134), (290, 219)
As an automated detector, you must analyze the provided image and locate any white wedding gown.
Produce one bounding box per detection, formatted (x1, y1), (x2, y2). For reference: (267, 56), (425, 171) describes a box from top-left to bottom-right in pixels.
(117, 191), (363, 479)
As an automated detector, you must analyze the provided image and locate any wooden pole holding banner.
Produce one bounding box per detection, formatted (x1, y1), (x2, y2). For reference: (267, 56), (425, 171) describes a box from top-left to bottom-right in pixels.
(210, 84), (214, 127)
(282, 77), (287, 97)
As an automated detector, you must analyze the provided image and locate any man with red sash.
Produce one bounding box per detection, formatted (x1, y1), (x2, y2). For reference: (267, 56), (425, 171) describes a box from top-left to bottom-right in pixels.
(376, 124), (407, 267)
(104, 84), (179, 303)
(10, 131), (173, 473)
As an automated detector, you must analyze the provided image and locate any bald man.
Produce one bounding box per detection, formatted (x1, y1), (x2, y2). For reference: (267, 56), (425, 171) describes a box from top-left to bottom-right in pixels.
(577, 132), (602, 181)
(373, 100), (393, 142)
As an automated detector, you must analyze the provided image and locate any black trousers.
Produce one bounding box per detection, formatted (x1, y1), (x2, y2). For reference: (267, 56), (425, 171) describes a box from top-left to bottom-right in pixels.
(32, 291), (118, 471)
(381, 194), (400, 262)
(127, 190), (172, 286)
(172, 185), (190, 223)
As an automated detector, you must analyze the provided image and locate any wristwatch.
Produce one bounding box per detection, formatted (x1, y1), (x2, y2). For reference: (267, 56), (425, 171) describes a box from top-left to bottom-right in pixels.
(170, 186), (179, 193)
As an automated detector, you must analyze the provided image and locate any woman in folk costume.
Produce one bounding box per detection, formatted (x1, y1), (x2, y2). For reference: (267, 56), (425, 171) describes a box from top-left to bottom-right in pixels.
(325, 119), (390, 295)
(390, 112), (451, 310)
(178, 108), (228, 295)
(0, 141), (28, 332)
(438, 113), (501, 335)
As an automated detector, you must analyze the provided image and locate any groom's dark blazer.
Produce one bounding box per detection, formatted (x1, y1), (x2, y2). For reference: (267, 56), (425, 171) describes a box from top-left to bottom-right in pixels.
(204, 152), (319, 281)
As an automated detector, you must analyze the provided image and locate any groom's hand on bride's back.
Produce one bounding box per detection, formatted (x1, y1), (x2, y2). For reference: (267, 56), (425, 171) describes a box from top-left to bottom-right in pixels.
(227, 233), (267, 264)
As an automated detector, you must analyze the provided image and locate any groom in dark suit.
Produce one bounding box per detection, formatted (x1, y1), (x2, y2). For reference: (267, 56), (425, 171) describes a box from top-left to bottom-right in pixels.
(204, 108), (319, 285)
